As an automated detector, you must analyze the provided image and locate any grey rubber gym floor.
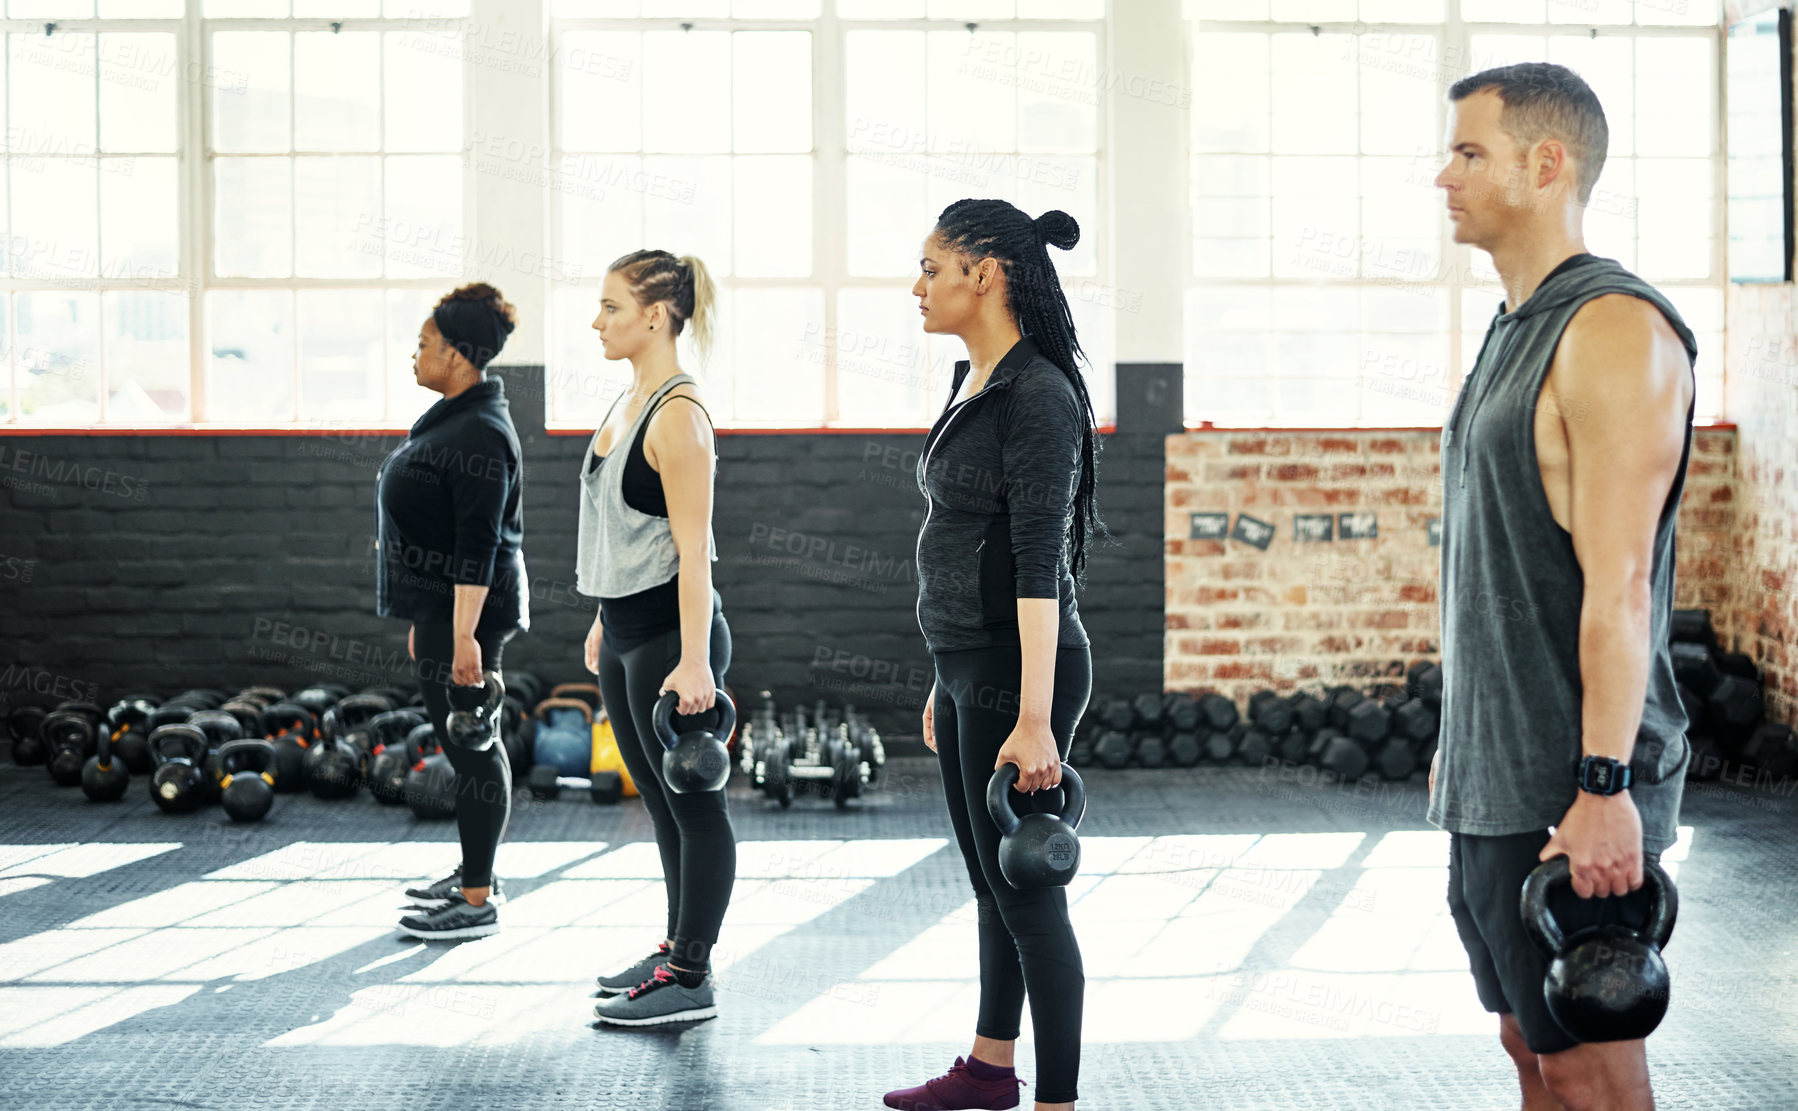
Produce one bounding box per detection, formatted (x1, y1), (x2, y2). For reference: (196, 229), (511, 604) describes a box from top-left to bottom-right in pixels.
(1, 758), (1794, 1111)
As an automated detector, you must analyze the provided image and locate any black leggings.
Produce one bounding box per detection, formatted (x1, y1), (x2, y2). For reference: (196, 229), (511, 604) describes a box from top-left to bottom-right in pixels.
(933, 643), (1092, 1106)
(595, 611), (734, 974)
(413, 618), (518, 891)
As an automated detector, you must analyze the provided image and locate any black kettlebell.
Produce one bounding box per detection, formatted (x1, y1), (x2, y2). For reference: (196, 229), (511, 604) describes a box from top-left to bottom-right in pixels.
(368, 721), (429, 805)
(304, 732), (362, 799)
(216, 739), (277, 823)
(653, 689), (736, 794)
(1522, 856), (1679, 1043)
(80, 715), (131, 802)
(188, 710), (245, 804)
(8, 704), (50, 765)
(446, 674), (505, 748)
(987, 762), (1086, 890)
(403, 726), (457, 820)
(149, 724), (209, 814)
(42, 710), (97, 787)
(261, 703), (318, 793)
(105, 698), (159, 775)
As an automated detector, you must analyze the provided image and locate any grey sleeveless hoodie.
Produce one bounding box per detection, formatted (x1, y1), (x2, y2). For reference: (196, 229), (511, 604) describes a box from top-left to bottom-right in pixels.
(1426, 254), (1696, 854)
(576, 374), (718, 599)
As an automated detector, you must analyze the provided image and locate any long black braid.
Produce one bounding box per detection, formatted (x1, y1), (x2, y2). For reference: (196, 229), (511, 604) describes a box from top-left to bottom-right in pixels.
(933, 198), (1108, 584)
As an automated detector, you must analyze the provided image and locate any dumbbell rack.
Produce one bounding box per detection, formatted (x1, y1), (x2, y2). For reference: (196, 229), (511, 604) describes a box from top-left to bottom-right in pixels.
(739, 697), (885, 810)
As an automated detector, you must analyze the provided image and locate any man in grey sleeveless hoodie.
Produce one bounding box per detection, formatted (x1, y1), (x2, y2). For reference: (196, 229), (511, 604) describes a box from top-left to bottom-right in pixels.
(1427, 64), (1695, 1111)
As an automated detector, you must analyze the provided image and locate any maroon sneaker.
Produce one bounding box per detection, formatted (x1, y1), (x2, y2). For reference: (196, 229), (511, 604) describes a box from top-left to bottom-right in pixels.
(883, 1057), (1023, 1110)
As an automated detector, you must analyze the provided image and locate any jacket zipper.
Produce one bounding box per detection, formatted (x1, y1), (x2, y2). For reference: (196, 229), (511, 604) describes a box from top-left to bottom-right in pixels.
(914, 380), (1007, 632)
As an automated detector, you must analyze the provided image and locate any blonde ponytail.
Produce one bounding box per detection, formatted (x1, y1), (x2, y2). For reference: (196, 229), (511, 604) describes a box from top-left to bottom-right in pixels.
(678, 254), (717, 366)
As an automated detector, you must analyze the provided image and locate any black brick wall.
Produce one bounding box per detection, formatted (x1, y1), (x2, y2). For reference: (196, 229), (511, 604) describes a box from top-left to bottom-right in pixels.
(0, 365), (1166, 737)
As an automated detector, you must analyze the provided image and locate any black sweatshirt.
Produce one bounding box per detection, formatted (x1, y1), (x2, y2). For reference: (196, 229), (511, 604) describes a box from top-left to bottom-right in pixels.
(914, 335), (1090, 653)
(375, 377), (529, 631)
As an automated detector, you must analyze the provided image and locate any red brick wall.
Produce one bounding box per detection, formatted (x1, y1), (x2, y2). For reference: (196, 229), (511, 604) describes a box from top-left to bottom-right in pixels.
(1164, 427), (1743, 709)
(1725, 285), (1798, 724)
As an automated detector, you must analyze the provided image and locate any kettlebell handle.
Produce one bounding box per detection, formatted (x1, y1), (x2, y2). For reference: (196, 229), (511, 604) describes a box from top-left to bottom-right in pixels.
(986, 762), (1086, 838)
(150, 724), (207, 766)
(1521, 855), (1679, 957)
(217, 738), (275, 778)
(650, 689), (736, 755)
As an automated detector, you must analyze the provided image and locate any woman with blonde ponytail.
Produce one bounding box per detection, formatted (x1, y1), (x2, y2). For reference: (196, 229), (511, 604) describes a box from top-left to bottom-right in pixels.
(576, 249), (737, 1027)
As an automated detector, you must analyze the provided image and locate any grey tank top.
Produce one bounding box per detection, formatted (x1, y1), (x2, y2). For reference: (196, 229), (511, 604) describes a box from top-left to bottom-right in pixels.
(1426, 255), (1697, 854)
(576, 374), (718, 599)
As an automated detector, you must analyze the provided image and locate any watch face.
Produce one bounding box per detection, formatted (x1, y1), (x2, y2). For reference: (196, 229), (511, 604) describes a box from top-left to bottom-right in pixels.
(1591, 762), (1612, 790)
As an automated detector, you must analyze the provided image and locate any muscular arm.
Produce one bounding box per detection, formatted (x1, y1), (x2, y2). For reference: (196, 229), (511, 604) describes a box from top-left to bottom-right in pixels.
(1554, 294), (1692, 767)
(646, 392), (717, 705)
(1539, 293), (1692, 897)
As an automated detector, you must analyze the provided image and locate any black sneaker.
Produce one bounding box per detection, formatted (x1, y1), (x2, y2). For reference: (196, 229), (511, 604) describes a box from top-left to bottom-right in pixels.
(397, 894), (499, 940)
(403, 868), (505, 909)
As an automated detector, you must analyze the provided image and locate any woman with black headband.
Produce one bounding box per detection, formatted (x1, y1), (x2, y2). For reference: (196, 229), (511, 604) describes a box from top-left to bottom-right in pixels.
(578, 250), (736, 1026)
(376, 282), (529, 940)
(887, 201), (1101, 1111)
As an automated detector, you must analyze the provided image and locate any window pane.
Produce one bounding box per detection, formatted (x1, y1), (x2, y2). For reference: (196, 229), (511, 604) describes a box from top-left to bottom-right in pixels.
(104, 290), (189, 422)
(11, 33), (96, 152)
(727, 287), (824, 424)
(1192, 32), (1268, 154)
(1361, 156), (1439, 281)
(1358, 35), (1437, 157)
(295, 31), (380, 152)
(1584, 157), (1634, 269)
(299, 290), (383, 421)
(836, 287), (943, 427)
(1272, 156), (1358, 280)
(1636, 37), (1712, 158)
(643, 31), (729, 154)
(1191, 0), (1267, 16)
(846, 31), (925, 155)
(1637, 0), (1716, 25)
(736, 0), (820, 14)
(644, 0), (727, 13)
(929, 32), (1015, 154)
(386, 31), (463, 154)
(1359, 0), (1441, 18)
(1461, 0), (1543, 20)
(383, 155), (462, 279)
(207, 290), (294, 423)
(1547, 0), (1629, 22)
(98, 33), (179, 153)
(644, 155), (731, 274)
(1466, 34), (1543, 72)
(555, 0), (637, 11)
(1017, 32), (1096, 155)
(929, 0), (1011, 14)
(16, 292), (101, 424)
(294, 0), (378, 13)
(386, 0), (467, 13)
(846, 155), (928, 277)
(559, 31), (640, 153)
(205, 0), (287, 12)
(101, 156), (179, 280)
(1273, 33), (1355, 155)
(558, 154), (647, 276)
(1548, 35), (1633, 157)
(295, 155), (382, 278)
(386, 288), (437, 426)
(213, 32), (292, 154)
(214, 157), (293, 278)
(12, 160), (99, 280)
(733, 32), (811, 153)
(1273, 0), (1352, 17)
(549, 285), (629, 426)
(10, 0), (94, 15)
(735, 156), (810, 277)
(838, 0), (923, 14)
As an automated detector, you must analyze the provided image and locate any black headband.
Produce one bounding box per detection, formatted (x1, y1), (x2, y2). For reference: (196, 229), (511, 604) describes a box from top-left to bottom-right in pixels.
(433, 298), (512, 371)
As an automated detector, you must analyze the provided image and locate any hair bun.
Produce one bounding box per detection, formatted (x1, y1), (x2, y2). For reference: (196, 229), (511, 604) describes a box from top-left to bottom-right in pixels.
(442, 282), (517, 333)
(1034, 210), (1080, 251)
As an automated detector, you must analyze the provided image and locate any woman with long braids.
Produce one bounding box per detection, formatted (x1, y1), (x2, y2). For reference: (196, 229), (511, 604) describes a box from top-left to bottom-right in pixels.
(579, 250), (737, 1026)
(887, 201), (1101, 1111)
(380, 282), (528, 940)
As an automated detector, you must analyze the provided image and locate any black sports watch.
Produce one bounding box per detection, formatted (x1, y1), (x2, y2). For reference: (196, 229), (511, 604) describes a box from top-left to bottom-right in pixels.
(1576, 755), (1632, 796)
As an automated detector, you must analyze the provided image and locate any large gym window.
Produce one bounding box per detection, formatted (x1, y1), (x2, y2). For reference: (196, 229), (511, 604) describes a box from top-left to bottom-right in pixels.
(545, 1), (1112, 429)
(1183, 1), (1727, 428)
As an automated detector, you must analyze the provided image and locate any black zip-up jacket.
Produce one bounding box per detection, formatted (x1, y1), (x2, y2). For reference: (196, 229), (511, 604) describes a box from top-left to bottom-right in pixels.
(375, 377), (529, 630)
(915, 335), (1089, 653)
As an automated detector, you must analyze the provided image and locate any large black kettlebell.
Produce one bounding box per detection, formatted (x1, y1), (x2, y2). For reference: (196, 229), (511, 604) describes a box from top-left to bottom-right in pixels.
(1521, 856), (1679, 1043)
(8, 704), (50, 765)
(80, 715), (131, 802)
(261, 703), (318, 793)
(652, 689), (736, 794)
(216, 739), (277, 823)
(42, 710), (97, 787)
(404, 725), (457, 821)
(446, 673), (505, 749)
(987, 763), (1086, 890)
(105, 698), (158, 775)
(149, 724), (209, 814)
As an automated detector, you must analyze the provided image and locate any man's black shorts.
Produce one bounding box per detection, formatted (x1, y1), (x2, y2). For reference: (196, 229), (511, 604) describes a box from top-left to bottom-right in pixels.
(1446, 829), (1663, 1055)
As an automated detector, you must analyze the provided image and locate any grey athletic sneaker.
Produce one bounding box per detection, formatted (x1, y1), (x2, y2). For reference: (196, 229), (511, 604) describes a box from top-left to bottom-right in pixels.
(397, 894), (499, 940)
(592, 966), (717, 1026)
(596, 942), (673, 997)
(402, 868), (505, 909)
